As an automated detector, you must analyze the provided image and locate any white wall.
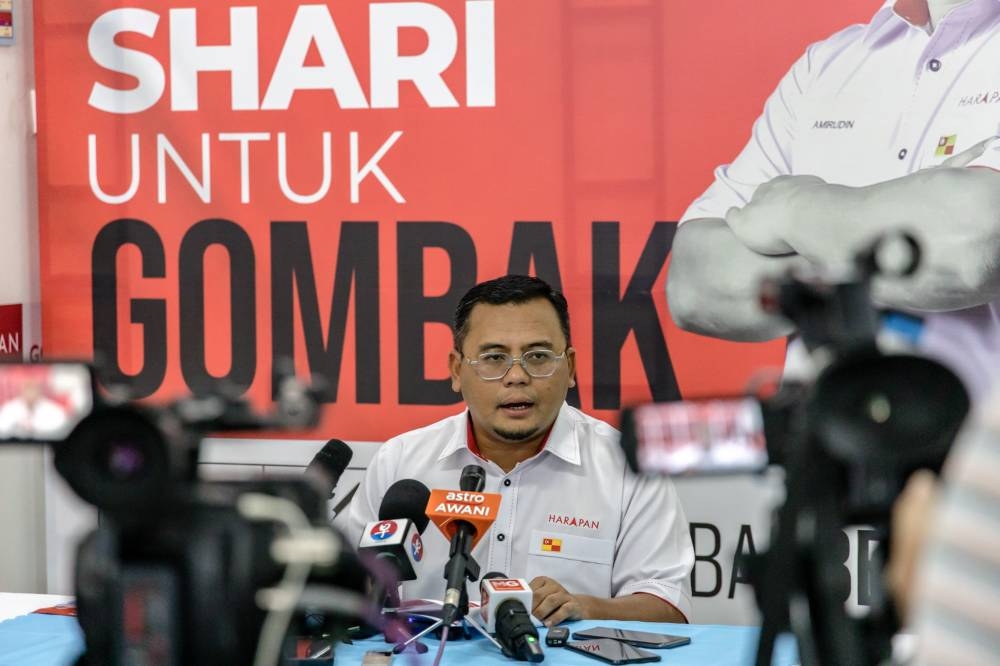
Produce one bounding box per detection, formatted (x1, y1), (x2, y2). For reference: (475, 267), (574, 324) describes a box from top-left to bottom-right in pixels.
(0, 0), (47, 594)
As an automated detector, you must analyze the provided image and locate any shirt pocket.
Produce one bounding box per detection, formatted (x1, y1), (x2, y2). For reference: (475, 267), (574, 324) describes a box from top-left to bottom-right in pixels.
(922, 104), (1000, 168)
(525, 530), (615, 597)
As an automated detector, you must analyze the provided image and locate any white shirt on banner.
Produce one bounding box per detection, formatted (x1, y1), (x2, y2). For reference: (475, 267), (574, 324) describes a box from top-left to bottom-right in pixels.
(681, 0), (1000, 398)
(345, 402), (694, 620)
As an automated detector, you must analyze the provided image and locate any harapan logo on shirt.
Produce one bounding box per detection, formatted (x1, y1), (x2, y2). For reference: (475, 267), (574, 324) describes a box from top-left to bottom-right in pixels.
(812, 120), (855, 129)
(541, 537), (562, 552)
(547, 514), (600, 530)
(957, 90), (1000, 107)
(935, 135), (957, 157)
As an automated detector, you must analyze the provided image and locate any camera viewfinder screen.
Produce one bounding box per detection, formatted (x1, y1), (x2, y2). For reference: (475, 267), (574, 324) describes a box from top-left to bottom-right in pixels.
(633, 397), (767, 475)
(0, 364), (92, 441)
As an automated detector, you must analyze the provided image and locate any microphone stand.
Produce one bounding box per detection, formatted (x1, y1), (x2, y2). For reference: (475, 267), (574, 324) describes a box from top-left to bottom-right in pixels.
(391, 551), (503, 655)
(391, 608), (503, 654)
(397, 464), (498, 655)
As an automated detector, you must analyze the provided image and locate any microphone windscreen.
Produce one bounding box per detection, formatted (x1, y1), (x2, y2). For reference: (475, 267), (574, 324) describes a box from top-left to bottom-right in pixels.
(306, 439), (353, 483)
(378, 479), (432, 534)
(460, 464), (486, 492)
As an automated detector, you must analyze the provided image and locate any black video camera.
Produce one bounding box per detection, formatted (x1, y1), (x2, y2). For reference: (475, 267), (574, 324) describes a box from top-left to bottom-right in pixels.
(622, 234), (970, 665)
(0, 362), (373, 666)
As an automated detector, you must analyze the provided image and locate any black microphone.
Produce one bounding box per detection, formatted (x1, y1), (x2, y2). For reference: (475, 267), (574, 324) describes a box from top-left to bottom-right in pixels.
(358, 480), (432, 642)
(357, 480), (432, 586)
(482, 572), (544, 662)
(304, 439), (353, 500)
(379, 480), (432, 531)
(440, 464), (487, 624)
(460, 464), (486, 493)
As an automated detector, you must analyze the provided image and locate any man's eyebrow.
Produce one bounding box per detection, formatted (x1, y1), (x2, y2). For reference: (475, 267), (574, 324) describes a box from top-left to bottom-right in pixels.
(474, 340), (553, 352)
(475, 342), (509, 353)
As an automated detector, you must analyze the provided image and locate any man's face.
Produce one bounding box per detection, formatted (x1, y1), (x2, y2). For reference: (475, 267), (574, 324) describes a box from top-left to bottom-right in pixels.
(449, 298), (576, 447)
(21, 380), (42, 406)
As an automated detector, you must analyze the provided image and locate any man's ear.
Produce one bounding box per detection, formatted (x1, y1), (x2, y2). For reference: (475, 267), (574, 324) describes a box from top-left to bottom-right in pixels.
(566, 346), (577, 388)
(449, 349), (463, 393)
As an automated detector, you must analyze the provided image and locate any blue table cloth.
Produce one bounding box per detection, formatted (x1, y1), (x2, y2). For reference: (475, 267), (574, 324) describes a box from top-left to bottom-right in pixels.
(0, 612), (798, 665)
(0, 614), (83, 666)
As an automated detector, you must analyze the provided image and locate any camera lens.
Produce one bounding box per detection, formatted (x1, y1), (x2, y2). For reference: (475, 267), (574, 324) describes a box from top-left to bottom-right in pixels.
(54, 406), (173, 513)
(105, 442), (146, 480)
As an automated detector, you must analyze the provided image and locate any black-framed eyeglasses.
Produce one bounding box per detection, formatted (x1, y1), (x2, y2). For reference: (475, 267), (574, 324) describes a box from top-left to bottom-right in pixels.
(463, 349), (567, 381)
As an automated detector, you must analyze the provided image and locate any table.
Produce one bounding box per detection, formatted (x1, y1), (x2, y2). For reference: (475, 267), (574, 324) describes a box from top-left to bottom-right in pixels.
(335, 622), (799, 665)
(0, 594), (81, 666)
(0, 594), (798, 665)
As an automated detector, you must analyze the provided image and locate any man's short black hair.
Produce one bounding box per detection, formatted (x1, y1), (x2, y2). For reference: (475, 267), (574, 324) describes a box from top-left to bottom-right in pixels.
(453, 275), (571, 352)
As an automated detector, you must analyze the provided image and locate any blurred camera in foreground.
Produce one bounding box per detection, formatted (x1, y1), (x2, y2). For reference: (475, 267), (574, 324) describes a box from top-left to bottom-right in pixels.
(622, 233), (970, 666)
(0, 362), (380, 666)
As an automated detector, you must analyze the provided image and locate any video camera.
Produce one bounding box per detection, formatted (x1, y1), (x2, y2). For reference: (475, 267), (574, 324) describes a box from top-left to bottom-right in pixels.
(622, 234), (970, 665)
(0, 363), (378, 666)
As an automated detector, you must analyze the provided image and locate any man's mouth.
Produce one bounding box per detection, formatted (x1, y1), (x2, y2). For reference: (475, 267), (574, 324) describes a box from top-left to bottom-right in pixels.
(499, 400), (534, 412)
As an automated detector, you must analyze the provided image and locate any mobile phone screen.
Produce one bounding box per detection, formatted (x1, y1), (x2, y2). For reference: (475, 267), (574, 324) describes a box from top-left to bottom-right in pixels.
(571, 626), (691, 649)
(621, 397), (767, 476)
(564, 639), (661, 664)
(0, 363), (92, 441)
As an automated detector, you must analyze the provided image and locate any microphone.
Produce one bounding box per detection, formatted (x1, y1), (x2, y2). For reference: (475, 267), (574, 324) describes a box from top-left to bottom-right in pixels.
(460, 464), (486, 493)
(480, 572), (544, 662)
(425, 464), (502, 625)
(304, 439), (353, 499)
(357, 480), (432, 586)
(304, 439), (353, 522)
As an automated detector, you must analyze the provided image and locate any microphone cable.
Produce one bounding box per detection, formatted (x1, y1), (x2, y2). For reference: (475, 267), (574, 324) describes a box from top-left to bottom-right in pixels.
(237, 492), (318, 666)
(432, 624), (449, 666)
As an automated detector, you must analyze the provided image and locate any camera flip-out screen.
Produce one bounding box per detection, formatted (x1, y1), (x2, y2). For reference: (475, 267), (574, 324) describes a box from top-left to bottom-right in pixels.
(0, 363), (92, 441)
(621, 397), (768, 476)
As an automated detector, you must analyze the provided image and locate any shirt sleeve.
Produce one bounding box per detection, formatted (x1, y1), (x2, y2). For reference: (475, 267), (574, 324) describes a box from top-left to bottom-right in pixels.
(680, 47), (816, 224)
(611, 471), (695, 621)
(343, 438), (401, 546)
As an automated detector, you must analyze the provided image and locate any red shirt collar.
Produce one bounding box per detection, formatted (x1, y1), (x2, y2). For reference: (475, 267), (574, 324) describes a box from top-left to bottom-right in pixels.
(465, 413), (554, 461)
(893, 0), (931, 26)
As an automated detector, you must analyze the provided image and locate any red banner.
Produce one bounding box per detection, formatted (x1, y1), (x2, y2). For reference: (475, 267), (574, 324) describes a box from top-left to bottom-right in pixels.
(0, 304), (22, 360)
(33, 1), (876, 441)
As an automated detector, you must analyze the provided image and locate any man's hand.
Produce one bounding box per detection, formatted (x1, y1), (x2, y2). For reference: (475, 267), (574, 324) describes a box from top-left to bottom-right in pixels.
(530, 576), (591, 627)
(939, 136), (992, 168)
(886, 469), (940, 622)
(530, 576), (688, 624)
(726, 175), (827, 255)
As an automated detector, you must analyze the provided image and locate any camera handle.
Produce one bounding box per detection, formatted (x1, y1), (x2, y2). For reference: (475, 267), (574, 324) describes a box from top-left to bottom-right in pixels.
(752, 433), (894, 666)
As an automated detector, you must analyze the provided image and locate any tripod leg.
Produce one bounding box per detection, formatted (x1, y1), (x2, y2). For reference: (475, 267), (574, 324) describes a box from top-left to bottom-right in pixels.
(463, 613), (504, 651)
(392, 618), (443, 654)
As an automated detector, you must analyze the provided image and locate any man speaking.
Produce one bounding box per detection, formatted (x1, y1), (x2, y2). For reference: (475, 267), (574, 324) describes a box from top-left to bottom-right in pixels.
(346, 275), (693, 625)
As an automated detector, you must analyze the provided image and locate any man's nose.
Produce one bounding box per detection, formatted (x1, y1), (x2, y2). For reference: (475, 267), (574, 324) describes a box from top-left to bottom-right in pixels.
(503, 358), (531, 385)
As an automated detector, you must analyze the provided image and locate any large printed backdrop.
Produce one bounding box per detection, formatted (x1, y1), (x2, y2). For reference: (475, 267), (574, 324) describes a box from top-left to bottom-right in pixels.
(34, 0), (877, 441)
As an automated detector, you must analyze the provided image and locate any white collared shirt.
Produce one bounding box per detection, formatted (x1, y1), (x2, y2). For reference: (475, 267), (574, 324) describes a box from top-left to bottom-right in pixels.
(681, 0), (1000, 398)
(344, 403), (694, 620)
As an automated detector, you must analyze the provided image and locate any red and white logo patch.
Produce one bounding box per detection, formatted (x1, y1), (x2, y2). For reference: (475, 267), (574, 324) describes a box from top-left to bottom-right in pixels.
(370, 520), (398, 540)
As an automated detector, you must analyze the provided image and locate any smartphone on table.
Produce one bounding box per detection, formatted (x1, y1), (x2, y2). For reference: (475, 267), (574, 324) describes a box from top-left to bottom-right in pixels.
(564, 639), (661, 664)
(571, 626), (691, 649)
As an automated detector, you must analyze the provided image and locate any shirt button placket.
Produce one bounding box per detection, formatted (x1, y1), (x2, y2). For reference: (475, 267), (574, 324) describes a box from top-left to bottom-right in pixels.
(494, 475), (514, 574)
